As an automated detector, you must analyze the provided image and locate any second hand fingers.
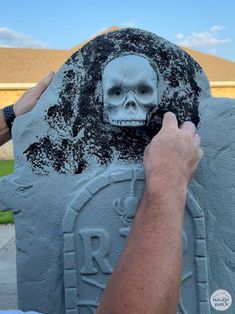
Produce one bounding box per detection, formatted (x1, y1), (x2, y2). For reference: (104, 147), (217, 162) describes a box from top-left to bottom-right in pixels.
(194, 133), (201, 146)
(180, 121), (196, 136)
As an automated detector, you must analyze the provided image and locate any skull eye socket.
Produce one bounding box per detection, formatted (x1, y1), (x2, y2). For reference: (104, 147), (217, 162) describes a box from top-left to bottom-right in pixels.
(108, 87), (123, 97)
(137, 84), (153, 96)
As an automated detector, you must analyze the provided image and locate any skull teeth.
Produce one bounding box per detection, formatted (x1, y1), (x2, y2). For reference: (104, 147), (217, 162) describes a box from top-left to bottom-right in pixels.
(111, 120), (145, 126)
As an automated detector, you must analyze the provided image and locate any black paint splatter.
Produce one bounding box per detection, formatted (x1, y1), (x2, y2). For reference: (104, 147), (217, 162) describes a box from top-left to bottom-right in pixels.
(24, 28), (207, 175)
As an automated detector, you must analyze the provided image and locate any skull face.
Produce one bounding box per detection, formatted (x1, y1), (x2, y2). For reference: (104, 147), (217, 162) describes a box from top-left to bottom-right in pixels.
(102, 55), (158, 127)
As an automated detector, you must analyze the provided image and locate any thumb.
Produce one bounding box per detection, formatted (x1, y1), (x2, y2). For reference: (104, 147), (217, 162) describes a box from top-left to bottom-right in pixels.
(34, 71), (55, 97)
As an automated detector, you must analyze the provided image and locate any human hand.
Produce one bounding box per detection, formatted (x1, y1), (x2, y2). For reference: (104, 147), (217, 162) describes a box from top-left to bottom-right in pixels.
(13, 71), (54, 117)
(144, 112), (203, 189)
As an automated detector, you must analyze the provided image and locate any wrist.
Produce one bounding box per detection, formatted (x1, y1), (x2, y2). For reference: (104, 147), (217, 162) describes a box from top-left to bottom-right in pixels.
(143, 174), (188, 214)
(13, 102), (21, 116)
(146, 171), (188, 194)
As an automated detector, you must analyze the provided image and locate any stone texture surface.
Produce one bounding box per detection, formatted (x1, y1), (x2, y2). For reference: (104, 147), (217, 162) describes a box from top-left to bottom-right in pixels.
(0, 28), (235, 314)
(0, 225), (17, 310)
(16, 28), (209, 176)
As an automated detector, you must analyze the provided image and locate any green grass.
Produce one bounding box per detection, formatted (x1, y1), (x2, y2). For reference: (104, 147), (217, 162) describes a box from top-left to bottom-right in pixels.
(0, 160), (14, 176)
(0, 160), (14, 224)
(0, 211), (14, 224)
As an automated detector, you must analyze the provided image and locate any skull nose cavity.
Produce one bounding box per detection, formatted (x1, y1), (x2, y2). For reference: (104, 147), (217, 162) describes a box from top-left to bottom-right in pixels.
(124, 93), (138, 109)
(124, 100), (137, 110)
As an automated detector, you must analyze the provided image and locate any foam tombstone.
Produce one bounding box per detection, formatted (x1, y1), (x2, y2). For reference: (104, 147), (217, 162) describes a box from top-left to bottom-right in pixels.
(1, 28), (235, 314)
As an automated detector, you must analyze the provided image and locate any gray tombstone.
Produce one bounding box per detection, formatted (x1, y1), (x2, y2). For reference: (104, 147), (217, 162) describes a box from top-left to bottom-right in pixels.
(1, 28), (235, 314)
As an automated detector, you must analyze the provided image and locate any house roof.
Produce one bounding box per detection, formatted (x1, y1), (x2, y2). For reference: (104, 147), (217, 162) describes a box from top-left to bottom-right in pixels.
(0, 27), (234, 83)
(182, 47), (235, 82)
(0, 47), (70, 83)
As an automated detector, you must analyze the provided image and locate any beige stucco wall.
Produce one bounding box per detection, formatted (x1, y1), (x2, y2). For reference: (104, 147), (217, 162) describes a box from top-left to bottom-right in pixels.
(1, 85), (235, 160)
(0, 89), (27, 109)
(211, 87), (235, 98)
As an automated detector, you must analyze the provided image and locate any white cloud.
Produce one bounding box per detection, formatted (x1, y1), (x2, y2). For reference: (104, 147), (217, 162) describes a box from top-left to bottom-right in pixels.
(176, 26), (231, 49)
(120, 21), (137, 28)
(0, 27), (49, 48)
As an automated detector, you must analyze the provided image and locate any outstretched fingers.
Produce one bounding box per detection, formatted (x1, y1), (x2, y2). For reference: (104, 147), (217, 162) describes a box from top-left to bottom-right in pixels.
(33, 71), (55, 98)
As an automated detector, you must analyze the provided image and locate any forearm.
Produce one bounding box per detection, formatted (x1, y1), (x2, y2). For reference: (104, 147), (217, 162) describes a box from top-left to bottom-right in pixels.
(97, 178), (187, 314)
(0, 109), (11, 146)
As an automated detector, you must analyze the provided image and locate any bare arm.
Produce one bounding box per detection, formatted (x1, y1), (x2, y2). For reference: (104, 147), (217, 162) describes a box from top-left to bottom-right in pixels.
(0, 71), (54, 146)
(0, 110), (11, 146)
(97, 112), (203, 314)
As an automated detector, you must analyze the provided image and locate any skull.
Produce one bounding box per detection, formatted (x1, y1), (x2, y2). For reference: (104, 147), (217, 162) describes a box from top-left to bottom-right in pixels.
(102, 55), (158, 127)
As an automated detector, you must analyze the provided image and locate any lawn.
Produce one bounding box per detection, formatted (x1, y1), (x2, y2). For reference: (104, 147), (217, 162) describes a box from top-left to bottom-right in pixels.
(0, 160), (14, 224)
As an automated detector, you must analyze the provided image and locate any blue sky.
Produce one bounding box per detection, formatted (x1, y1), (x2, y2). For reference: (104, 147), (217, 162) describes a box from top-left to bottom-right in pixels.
(0, 0), (234, 61)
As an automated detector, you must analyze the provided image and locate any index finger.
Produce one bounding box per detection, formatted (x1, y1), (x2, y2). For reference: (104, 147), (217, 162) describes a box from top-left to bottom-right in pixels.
(180, 121), (196, 135)
(162, 112), (178, 129)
